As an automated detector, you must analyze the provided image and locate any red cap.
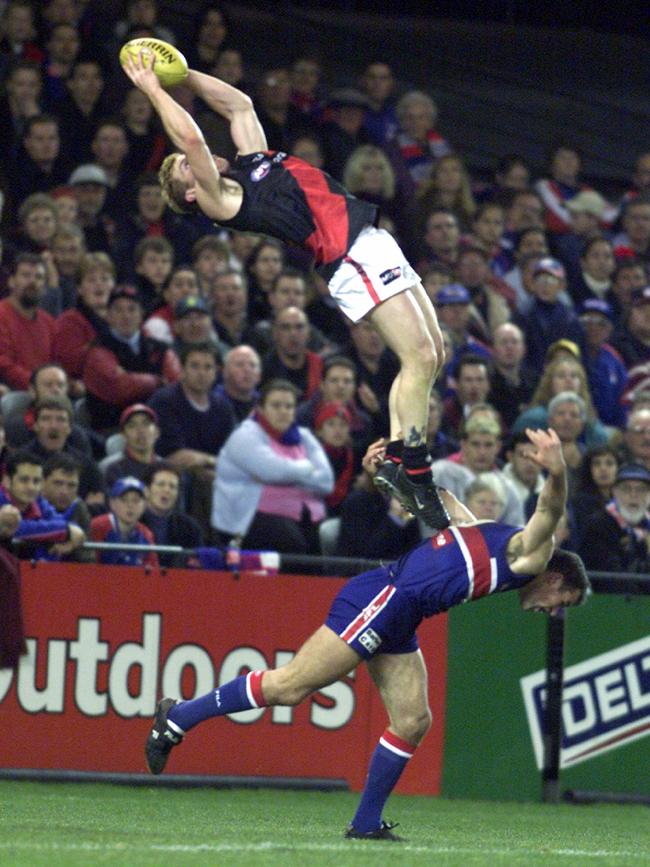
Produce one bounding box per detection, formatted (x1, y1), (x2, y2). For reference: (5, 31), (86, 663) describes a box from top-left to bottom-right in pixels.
(119, 403), (158, 429)
(314, 401), (352, 429)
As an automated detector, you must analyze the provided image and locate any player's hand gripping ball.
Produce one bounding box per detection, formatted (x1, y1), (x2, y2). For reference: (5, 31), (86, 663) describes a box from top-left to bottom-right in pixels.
(119, 38), (188, 88)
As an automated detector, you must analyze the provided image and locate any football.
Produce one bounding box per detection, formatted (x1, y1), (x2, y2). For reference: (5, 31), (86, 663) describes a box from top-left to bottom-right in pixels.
(119, 38), (188, 88)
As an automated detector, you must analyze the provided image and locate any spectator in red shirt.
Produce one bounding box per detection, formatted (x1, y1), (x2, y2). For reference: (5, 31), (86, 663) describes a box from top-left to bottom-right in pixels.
(0, 253), (55, 390)
(53, 251), (115, 390)
(82, 284), (181, 431)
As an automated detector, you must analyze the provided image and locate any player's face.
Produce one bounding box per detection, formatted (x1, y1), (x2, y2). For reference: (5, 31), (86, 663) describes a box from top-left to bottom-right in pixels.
(146, 471), (180, 515)
(42, 469), (79, 511)
(6, 463), (43, 510)
(261, 389), (296, 433)
(78, 268), (114, 310)
(111, 492), (145, 528)
(519, 572), (580, 615)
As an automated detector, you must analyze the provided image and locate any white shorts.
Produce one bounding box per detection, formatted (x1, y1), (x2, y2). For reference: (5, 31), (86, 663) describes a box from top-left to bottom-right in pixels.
(327, 226), (419, 323)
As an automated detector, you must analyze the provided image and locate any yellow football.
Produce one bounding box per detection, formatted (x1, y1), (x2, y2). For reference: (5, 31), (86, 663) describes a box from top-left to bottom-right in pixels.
(119, 38), (188, 88)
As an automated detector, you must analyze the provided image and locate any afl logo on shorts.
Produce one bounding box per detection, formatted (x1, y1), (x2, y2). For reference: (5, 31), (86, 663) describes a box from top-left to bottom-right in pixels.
(379, 266), (401, 286)
(251, 161), (271, 182)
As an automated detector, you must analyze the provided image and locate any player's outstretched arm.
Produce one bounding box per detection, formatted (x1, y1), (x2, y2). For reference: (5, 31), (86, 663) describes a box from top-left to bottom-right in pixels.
(507, 428), (567, 573)
(186, 69), (267, 154)
(123, 53), (209, 156)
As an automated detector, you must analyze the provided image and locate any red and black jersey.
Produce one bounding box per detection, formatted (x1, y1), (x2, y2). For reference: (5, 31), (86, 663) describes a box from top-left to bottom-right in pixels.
(220, 151), (378, 281)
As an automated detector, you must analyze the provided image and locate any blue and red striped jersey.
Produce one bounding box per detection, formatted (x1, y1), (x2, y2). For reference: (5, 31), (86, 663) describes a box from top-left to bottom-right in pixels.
(390, 522), (533, 616)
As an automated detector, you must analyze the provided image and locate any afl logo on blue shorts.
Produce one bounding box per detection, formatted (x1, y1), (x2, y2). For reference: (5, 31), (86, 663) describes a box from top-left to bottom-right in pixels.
(251, 161), (271, 182)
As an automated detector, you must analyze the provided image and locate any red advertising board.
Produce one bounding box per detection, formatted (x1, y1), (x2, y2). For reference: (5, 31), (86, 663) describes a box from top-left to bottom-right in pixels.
(0, 562), (448, 795)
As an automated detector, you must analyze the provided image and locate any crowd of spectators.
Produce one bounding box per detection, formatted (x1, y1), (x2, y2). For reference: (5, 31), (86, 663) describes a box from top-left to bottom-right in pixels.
(0, 0), (650, 571)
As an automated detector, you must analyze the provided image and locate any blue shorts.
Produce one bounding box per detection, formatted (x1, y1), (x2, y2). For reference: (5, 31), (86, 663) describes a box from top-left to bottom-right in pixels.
(325, 566), (421, 660)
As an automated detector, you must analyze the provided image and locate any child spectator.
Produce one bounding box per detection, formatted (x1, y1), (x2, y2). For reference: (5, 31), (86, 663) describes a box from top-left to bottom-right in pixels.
(90, 476), (158, 567)
(314, 401), (354, 516)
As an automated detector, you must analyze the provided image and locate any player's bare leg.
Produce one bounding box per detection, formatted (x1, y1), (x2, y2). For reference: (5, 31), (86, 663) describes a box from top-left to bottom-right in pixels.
(145, 626), (360, 774)
(261, 625), (361, 705)
(367, 289), (449, 528)
(346, 650), (431, 841)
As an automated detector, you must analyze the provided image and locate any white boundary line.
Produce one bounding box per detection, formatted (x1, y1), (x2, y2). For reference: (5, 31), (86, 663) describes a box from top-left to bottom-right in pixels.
(0, 840), (646, 859)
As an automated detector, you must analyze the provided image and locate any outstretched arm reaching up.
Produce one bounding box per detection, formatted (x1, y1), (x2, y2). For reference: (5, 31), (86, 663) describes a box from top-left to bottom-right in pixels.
(184, 70), (267, 154)
(507, 428), (568, 575)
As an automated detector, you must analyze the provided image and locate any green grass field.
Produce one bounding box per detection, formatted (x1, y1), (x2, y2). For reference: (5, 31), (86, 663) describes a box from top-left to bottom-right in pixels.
(0, 782), (648, 866)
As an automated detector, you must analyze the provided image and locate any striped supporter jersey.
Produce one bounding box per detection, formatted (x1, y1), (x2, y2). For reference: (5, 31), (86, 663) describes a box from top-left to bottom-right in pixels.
(218, 151), (378, 281)
(390, 522), (534, 618)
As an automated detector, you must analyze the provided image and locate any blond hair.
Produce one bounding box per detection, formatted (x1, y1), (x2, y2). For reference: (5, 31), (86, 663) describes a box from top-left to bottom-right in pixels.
(343, 144), (396, 200)
(531, 356), (597, 421)
(79, 251), (115, 281)
(159, 153), (196, 215)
